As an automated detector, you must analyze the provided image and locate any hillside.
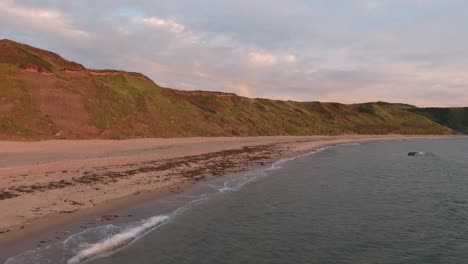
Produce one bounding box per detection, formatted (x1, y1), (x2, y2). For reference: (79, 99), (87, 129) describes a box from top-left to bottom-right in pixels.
(0, 39), (454, 140)
(410, 108), (468, 134)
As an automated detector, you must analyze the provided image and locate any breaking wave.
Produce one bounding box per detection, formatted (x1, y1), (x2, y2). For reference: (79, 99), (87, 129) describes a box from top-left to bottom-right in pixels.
(66, 216), (168, 264)
(5, 146), (336, 264)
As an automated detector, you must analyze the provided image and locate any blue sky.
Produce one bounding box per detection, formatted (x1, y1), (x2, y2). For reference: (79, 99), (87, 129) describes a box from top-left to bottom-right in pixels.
(1, 0), (467, 106)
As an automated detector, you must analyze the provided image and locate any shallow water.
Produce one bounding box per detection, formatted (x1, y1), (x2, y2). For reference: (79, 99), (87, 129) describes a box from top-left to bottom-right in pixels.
(7, 139), (468, 264)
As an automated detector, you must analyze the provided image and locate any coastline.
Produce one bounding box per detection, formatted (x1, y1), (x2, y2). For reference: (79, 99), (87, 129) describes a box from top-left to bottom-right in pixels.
(0, 135), (464, 261)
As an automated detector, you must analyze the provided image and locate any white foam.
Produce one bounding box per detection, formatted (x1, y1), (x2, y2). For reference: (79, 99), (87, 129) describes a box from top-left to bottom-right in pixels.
(209, 181), (235, 192)
(267, 147), (327, 171)
(208, 177), (255, 193)
(6, 146), (330, 264)
(65, 147), (329, 264)
(208, 147), (330, 193)
(66, 215), (169, 264)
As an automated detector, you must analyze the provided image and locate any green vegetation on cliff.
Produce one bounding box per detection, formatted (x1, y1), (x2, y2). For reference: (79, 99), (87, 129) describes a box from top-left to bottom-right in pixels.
(0, 39), (456, 140)
(410, 108), (468, 134)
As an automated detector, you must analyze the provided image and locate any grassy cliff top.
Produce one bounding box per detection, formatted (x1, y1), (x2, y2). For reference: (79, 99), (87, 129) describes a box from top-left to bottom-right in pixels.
(0, 39), (85, 72)
(0, 39), (456, 140)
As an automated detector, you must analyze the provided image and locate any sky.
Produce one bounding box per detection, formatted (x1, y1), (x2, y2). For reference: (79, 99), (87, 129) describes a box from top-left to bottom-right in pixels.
(1, 0), (467, 107)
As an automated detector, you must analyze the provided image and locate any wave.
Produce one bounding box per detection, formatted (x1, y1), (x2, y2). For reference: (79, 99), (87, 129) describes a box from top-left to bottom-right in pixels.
(207, 147), (328, 193)
(5, 198), (207, 264)
(5, 146), (329, 264)
(66, 216), (168, 264)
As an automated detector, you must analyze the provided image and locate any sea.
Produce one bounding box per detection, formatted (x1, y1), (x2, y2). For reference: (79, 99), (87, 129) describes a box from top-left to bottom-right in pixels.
(5, 138), (468, 264)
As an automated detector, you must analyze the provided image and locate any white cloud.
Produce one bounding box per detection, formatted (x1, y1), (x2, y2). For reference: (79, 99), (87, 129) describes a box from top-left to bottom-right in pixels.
(136, 17), (186, 34)
(0, 0), (89, 40)
(1, 0), (467, 107)
(248, 51), (278, 67)
(284, 54), (297, 64)
(223, 81), (252, 97)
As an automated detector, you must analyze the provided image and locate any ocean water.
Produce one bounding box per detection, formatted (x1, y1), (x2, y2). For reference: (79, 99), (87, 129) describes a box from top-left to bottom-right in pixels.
(6, 139), (468, 264)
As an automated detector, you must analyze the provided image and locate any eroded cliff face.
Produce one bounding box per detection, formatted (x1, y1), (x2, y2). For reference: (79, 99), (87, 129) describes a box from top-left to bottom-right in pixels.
(0, 39), (454, 140)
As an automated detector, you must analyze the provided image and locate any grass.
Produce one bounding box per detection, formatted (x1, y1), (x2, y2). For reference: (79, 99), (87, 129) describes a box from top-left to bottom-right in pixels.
(0, 39), (84, 74)
(410, 108), (468, 134)
(0, 39), (457, 140)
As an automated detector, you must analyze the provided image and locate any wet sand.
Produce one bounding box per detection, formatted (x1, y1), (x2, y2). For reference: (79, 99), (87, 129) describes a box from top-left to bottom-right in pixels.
(0, 135), (461, 259)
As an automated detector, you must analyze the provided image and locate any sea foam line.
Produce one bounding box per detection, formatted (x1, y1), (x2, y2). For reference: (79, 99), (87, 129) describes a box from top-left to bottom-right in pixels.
(6, 146), (333, 264)
(68, 146), (331, 262)
(65, 195), (208, 264)
(66, 215), (169, 264)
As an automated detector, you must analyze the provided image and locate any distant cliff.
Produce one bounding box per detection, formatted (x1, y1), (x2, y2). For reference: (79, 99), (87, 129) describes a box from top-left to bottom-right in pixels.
(0, 39), (453, 140)
(410, 108), (468, 134)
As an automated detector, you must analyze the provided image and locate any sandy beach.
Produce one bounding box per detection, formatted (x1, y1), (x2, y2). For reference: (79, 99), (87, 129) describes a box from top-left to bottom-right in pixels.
(0, 135), (461, 254)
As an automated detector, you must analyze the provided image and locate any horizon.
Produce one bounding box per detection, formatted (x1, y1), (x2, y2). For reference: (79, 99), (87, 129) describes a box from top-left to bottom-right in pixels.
(1, 1), (467, 107)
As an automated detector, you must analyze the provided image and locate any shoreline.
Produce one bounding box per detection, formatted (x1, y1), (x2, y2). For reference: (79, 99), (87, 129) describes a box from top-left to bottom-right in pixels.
(0, 135), (465, 261)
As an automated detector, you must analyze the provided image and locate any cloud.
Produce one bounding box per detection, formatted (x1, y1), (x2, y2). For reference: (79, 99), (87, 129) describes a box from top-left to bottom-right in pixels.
(134, 17), (186, 34)
(0, 0), (467, 107)
(0, 0), (89, 40)
(353, 0), (385, 10)
(284, 54), (297, 64)
(223, 81), (252, 97)
(247, 51), (278, 67)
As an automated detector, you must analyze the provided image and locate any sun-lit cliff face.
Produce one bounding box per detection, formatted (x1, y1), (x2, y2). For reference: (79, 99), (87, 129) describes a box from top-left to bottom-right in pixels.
(0, 39), (453, 140)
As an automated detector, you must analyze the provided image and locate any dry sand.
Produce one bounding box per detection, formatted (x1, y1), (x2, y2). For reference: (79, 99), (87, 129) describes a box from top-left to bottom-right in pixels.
(0, 135), (460, 247)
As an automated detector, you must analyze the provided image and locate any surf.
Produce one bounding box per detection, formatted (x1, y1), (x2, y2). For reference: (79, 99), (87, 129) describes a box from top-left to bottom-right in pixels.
(66, 215), (169, 264)
(5, 146), (332, 264)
